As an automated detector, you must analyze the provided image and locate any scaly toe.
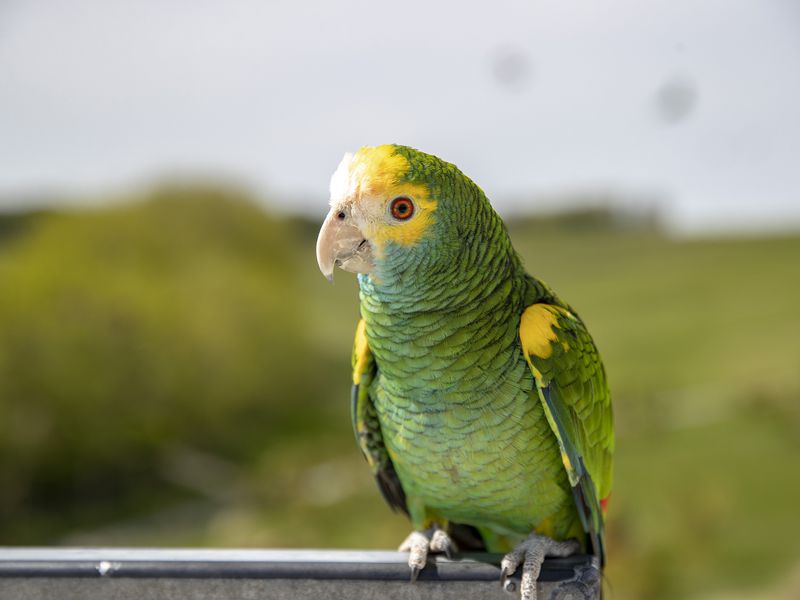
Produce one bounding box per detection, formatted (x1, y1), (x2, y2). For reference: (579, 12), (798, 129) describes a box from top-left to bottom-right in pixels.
(429, 528), (456, 559)
(399, 531), (430, 582)
(500, 545), (526, 591)
(501, 533), (581, 600)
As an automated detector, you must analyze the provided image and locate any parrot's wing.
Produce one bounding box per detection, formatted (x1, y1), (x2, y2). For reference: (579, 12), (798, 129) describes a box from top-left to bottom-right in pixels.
(351, 319), (408, 515)
(519, 304), (614, 565)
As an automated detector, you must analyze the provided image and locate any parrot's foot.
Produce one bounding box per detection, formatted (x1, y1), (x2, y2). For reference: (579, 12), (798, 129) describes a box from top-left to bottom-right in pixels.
(398, 526), (456, 582)
(500, 533), (580, 600)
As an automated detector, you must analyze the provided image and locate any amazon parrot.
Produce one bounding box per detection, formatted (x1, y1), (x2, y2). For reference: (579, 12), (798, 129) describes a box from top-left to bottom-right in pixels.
(316, 145), (613, 600)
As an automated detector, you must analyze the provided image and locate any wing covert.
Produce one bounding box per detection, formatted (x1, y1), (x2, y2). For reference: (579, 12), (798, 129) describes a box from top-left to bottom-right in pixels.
(351, 319), (408, 514)
(520, 304), (614, 564)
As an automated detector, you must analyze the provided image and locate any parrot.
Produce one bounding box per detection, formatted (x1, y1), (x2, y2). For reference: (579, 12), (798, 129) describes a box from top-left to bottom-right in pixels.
(315, 144), (613, 600)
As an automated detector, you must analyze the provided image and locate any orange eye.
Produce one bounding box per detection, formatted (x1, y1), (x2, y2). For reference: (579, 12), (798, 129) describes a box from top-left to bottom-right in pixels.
(390, 197), (414, 220)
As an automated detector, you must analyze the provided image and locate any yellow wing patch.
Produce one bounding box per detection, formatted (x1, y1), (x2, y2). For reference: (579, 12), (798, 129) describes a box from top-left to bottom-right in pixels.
(519, 304), (562, 361)
(352, 319), (371, 385)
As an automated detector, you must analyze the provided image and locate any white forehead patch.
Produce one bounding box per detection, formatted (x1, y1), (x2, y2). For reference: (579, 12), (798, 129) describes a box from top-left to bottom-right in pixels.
(329, 152), (355, 206)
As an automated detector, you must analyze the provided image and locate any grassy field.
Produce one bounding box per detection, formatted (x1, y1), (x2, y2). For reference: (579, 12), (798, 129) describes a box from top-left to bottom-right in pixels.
(0, 187), (798, 599)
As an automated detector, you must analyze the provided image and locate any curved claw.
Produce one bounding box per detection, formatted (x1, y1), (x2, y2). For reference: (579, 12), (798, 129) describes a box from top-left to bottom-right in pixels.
(500, 565), (518, 594)
(398, 526), (457, 582)
(430, 528), (456, 560)
(410, 565), (420, 583)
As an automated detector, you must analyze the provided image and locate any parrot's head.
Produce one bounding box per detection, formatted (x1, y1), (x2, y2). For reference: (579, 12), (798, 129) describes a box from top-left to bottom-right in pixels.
(316, 144), (492, 284)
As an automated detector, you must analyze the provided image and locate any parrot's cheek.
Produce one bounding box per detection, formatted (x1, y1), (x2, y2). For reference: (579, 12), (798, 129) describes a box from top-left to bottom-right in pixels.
(337, 239), (374, 274)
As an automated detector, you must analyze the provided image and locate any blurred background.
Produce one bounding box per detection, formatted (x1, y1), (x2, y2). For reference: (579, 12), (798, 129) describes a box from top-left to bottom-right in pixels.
(1, 1), (799, 598)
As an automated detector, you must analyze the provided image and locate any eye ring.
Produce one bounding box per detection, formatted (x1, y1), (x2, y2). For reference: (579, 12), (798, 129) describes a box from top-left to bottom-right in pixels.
(390, 197), (414, 220)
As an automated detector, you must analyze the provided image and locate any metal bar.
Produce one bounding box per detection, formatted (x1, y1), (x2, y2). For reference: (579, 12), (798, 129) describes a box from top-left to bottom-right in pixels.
(0, 548), (601, 599)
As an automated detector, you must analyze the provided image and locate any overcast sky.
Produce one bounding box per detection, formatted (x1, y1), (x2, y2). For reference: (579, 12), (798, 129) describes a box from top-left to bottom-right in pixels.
(1, 0), (799, 231)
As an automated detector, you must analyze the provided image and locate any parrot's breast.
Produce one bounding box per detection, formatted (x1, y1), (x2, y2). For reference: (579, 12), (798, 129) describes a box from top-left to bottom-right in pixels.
(370, 327), (576, 542)
(358, 257), (582, 545)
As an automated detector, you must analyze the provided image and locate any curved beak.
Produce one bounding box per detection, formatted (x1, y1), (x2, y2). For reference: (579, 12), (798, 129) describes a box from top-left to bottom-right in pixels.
(316, 209), (374, 282)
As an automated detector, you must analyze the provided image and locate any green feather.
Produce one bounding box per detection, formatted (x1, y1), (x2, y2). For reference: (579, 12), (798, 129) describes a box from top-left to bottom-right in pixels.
(343, 144), (613, 558)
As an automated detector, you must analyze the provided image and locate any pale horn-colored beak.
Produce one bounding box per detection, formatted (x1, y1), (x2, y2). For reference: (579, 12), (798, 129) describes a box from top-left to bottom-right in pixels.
(316, 208), (374, 282)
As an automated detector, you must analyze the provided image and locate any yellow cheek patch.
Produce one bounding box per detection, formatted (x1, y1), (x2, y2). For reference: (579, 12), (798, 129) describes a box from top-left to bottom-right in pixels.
(370, 182), (437, 247)
(350, 145), (438, 249)
(519, 304), (562, 361)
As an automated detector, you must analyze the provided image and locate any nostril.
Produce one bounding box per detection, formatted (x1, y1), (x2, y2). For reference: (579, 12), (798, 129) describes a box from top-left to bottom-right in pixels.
(337, 211), (346, 220)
